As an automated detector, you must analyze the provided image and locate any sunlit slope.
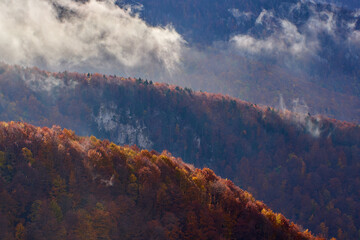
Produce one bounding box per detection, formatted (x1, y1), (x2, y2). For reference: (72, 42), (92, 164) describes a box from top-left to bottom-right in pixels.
(0, 121), (321, 239)
(0, 64), (359, 238)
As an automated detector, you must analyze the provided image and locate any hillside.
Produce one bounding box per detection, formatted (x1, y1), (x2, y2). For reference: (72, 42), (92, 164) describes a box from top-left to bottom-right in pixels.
(118, 0), (360, 122)
(0, 64), (359, 239)
(178, 52), (360, 123)
(3, 0), (360, 122)
(0, 121), (321, 239)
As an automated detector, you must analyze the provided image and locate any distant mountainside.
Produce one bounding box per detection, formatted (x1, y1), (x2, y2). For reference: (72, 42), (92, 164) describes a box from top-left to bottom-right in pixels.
(0, 121), (321, 239)
(0, 64), (359, 239)
(121, 0), (360, 122)
(2, 0), (360, 122)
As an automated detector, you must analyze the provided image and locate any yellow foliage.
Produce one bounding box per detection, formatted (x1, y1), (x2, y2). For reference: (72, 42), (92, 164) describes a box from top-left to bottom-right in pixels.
(0, 122), (8, 128)
(90, 135), (97, 142)
(159, 155), (173, 167)
(108, 142), (120, 152)
(51, 175), (67, 198)
(243, 191), (255, 202)
(63, 128), (75, 139)
(275, 213), (283, 226)
(22, 147), (35, 165)
(261, 208), (284, 227)
(90, 135), (101, 147)
(129, 173), (137, 183)
(95, 202), (105, 210)
(122, 147), (136, 160)
(0, 151), (5, 167)
(50, 199), (63, 222)
(15, 223), (26, 240)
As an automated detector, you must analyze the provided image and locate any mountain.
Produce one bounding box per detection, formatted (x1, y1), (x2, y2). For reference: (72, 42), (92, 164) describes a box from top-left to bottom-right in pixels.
(116, 0), (360, 123)
(133, 0), (360, 122)
(1, 0), (360, 122)
(0, 121), (321, 239)
(0, 64), (359, 239)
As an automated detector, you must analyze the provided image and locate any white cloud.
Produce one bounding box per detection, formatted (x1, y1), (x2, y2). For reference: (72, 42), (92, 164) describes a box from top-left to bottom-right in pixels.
(0, 0), (185, 74)
(354, 9), (360, 17)
(349, 30), (360, 45)
(306, 10), (337, 36)
(230, 4), (344, 58)
(231, 19), (313, 57)
(23, 74), (77, 93)
(292, 99), (321, 137)
(229, 8), (253, 20)
(347, 11), (360, 45)
(277, 97), (321, 138)
(255, 9), (275, 25)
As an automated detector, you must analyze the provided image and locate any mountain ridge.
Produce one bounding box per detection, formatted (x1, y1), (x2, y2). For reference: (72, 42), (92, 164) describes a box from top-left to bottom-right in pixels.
(0, 63), (359, 239)
(0, 121), (322, 239)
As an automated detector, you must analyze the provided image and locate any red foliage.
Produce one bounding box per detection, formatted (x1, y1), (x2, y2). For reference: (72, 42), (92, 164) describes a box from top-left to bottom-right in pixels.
(0, 121), (322, 240)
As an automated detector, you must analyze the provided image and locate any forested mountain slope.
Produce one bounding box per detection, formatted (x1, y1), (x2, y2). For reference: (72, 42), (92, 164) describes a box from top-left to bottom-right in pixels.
(123, 0), (360, 122)
(0, 64), (359, 239)
(3, 0), (360, 122)
(53, 0), (360, 122)
(0, 121), (321, 240)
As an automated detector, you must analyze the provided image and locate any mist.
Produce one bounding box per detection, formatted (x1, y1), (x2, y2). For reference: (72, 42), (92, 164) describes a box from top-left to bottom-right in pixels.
(172, 2), (360, 122)
(0, 0), (360, 122)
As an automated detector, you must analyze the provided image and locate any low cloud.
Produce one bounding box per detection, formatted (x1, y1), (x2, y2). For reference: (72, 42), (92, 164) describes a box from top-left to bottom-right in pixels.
(255, 9), (275, 25)
(349, 30), (360, 45)
(347, 11), (360, 45)
(0, 0), (359, 124)
(306, 10), (336, 36)
(0, 0), (185, 75)
(230, 4), (357, 59)
(228, 8), (253, 21)
(23, 74), (77, 93)
(291, 98), (321, 138)
(231, 19), (313, 57)
(278, 95), (321, 137)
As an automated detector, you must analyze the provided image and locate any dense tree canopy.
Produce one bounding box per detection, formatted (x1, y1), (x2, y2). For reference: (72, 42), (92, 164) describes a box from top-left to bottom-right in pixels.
(0, 64), (359, 238)
(0, 121), (321, 240)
